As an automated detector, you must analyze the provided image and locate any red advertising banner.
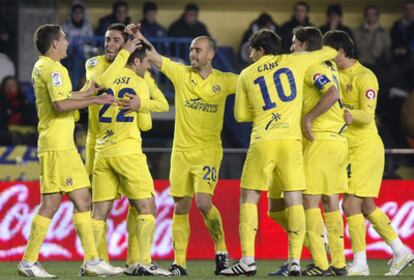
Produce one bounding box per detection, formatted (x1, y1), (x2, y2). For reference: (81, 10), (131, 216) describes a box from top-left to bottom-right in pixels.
(0, 180), (413, 261)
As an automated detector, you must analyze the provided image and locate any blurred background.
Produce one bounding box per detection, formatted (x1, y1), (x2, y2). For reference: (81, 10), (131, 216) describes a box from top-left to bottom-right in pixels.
(1, 0), (413, 181)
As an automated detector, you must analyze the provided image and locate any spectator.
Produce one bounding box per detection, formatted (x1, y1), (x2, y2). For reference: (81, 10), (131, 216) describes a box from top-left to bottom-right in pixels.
(168, 3), (210, 38)
(96, 1), (131, 36)
(239, 13), (278, 65)
(353, 5), (391, 69)
(62, 2), (93, 41)
(0, 76), (36, 130)
(320, 4), (353, 39)
(391, 0), (414, 63)
(140, 1), (166, 38)
(279, 1), (313, 53)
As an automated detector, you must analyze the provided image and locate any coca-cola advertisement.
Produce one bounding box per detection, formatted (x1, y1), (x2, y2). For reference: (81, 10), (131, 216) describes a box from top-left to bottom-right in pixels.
(0, 180), (413, 261)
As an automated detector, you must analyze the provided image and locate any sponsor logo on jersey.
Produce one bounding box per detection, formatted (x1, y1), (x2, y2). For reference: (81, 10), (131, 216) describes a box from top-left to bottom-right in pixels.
(265, 113), (282, 130)
(212, 84), (221, 93)
(184, 98), (218, 113)
(87, 57), (98, 67)
(365, 89), (376, 100)
(51, 72), (62, 86)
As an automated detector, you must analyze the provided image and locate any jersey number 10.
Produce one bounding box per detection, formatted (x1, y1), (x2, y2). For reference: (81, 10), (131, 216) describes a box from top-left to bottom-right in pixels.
(99, 88), (136, 123)
(254, 68), (297, 111)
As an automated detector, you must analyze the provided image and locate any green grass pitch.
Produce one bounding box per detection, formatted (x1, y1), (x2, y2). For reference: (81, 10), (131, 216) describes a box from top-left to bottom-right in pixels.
(3, 260), (414, 279)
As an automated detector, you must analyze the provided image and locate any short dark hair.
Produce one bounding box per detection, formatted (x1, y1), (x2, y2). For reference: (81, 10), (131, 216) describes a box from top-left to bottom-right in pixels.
(33, 24), (62, 55)
(107, 23), (128, 41)
(185, 3), (199, 13)
(323, 30), (355, 58)
(143, 1), (157, 14)
(295, 1), (310, 12)
(327, 4), (342, 17)
(113, 1), (128, 13)
(364, 5), (379, 16)
(249, 29), (281, 55)
(127, 44), (150, 65)
(293, 26), (323, 51)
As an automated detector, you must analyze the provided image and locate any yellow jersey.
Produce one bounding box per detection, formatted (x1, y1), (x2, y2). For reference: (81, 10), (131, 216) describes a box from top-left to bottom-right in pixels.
(32, 56), (76, 153)
(160, 56), (238, 150)
(303, 61), (347, 138)
(235, 47), (337, 143)
(94, 67), (151, 159)
(338, 60), (379, 147)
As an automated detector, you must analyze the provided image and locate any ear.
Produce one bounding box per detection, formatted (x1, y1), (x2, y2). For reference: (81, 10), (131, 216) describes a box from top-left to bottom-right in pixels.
(258, 47), (265, 56)
(52, 40), (59, 50)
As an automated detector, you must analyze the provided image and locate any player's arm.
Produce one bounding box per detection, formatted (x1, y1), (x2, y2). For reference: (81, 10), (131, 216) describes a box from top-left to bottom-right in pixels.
(139, 73), (169, 113)
(136, 81), (152, 131)
(234, 73), (254, 122)
(346, 74), (378, 125)
(294, 46), (338, 69)
(225, 73), (239, 96)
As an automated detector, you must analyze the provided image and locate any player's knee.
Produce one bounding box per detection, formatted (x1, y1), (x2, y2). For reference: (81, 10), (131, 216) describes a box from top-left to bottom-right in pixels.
(195, 199), (212, 216)
(361, 199), (377, 217)
(38, 201), (60, 218)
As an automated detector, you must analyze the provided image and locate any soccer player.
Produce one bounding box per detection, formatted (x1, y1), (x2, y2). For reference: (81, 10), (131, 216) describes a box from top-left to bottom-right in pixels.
(323, 30), (414, 276)
(130, 26), (237, 276)
(89, 46), (171, 276)
(293, 26), (348, 276)
(82, 23), (169, 274)
(17, 24), (119, 278)
(220, 29), (337, 276)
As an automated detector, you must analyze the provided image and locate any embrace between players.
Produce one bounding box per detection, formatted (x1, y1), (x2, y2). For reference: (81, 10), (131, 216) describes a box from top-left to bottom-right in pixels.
(17, 21), (414, 278)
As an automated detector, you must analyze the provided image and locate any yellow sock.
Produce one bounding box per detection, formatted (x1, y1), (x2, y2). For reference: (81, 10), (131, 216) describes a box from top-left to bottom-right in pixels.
(305, 208), (329, 270)
(239, 203), (258, 257)
(172, 213), (190, 268)
(367, 207), (398, 244)
(91, 218), (105, 257)
(287, 205), (305, 261)
(127, 206), (139, 265)
(202, 206), (227, 252)
(73, 211), (99, 262)
(97, 223), (109, 262)
(346, 214), (366, 254)
(23, 215), (51, 262)
(136, 214), (155, 265)
(324, 210), (346, 268)
(268, 209), (288, 231)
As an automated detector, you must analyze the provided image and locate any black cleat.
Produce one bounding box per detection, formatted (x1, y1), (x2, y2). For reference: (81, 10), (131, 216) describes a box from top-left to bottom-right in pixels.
(302, 264), (332, 276)
(169, 263), (188, 276)
(268, 262), (289, 276)
(215, 253), (229, 275)
(330, 266), (347, 276)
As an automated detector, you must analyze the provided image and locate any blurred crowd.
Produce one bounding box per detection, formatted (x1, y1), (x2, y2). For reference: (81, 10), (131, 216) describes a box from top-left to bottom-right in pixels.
(1, 0), (414, 153)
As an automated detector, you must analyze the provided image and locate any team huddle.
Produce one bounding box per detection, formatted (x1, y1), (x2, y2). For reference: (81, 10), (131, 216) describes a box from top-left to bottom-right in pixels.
(16, 20), (414, 278)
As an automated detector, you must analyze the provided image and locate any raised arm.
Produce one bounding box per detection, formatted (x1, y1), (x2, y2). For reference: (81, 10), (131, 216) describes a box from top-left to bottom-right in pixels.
(139, 73), (169, 113)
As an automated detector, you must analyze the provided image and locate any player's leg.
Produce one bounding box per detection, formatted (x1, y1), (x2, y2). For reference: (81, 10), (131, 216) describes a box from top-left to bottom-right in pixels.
(170, 196), (192, 275)
(322, 194), (346, 275)
(343, 194), (369, 275)
(268, 198), (287, 230)
(125, 205), (140, 272)
(221, 189), (260, 276)
(362, 197), (414, 275)
(195, 192), (228, 274)
(303, 194), (330, 274)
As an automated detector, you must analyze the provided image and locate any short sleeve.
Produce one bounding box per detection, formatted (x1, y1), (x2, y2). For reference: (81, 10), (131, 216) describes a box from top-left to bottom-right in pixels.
(45, 65), (71, 102)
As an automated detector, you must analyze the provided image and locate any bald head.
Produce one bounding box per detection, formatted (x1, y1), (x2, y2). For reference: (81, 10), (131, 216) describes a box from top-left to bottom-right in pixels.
(189, 36), (216, 71)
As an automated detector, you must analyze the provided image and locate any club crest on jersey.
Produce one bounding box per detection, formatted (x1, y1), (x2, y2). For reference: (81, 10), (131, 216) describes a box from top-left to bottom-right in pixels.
(212, 84), (221, 93)
(365, 89), (376, 100)
(87, 57), (98, 67)
(65, 177), (73, 186)
(51, 72), (62, 86)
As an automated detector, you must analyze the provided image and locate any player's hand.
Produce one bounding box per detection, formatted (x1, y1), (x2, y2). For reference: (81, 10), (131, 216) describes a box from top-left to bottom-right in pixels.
(302, 116), (314, 141)
(125, 23), (140, 36)
(344, 109), (353, 125)
(96, 94), (117, 105)
(122, 37), (141, 53)
(118, 93), (141, 113)
(84, 81), (102, 96)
